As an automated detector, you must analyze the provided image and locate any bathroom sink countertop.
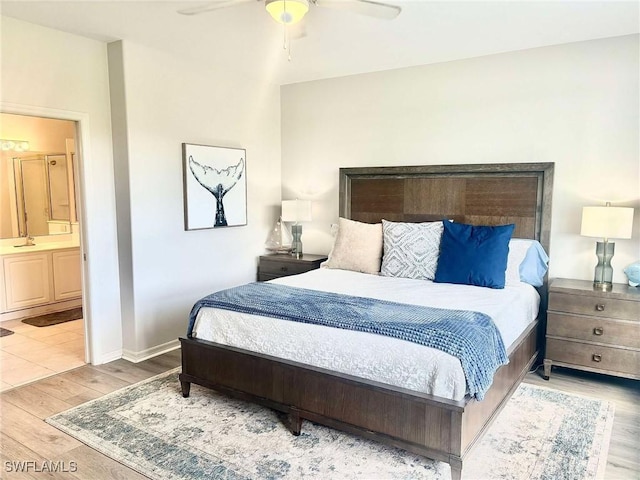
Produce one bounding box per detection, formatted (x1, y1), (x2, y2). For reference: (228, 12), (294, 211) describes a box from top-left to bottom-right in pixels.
(0, 241), (80, 256)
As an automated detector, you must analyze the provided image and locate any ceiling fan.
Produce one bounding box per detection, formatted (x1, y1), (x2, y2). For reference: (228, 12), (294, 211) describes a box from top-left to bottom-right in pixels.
(178, 0), (401, 61)
(177, 0), (402, 24)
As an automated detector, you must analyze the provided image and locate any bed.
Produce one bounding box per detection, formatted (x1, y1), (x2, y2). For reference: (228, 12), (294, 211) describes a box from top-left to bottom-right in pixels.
(179, 162), (554, 480)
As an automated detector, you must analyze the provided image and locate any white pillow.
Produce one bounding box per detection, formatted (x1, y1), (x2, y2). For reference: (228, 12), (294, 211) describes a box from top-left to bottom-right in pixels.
(505, 239), (531, 285)
(380, 220), (444, 280)
(323, 218), (383, 274)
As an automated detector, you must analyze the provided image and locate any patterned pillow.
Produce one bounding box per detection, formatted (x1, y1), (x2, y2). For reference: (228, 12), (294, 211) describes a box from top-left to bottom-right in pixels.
(380, 220), (444, 280)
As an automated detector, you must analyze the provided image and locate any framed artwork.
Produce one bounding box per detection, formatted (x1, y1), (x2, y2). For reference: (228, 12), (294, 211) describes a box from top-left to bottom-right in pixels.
(182, 143), (247, 230)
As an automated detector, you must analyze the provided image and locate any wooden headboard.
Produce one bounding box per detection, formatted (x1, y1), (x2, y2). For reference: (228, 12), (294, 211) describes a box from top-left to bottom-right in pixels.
(339, 163), (554, 254)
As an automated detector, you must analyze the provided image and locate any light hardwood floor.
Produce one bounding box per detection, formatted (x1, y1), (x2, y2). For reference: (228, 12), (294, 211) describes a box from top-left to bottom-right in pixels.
(0, 351), (637, 479)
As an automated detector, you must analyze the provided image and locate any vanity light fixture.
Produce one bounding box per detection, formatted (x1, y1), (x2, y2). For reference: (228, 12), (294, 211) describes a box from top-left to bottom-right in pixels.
(1, 139), (30, 152)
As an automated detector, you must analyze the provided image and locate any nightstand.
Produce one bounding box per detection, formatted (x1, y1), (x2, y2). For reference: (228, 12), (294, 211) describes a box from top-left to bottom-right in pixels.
(257, 254), (328, 282)
(544, 278), (640, 380)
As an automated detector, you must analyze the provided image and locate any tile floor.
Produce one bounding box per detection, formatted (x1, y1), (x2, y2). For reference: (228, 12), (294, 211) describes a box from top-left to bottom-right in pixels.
(0, 318), (86, 392)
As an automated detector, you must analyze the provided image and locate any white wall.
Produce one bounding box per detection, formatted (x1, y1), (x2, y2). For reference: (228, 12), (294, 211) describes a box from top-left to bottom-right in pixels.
(1, 16), (122, 362)
(107, 42), (137, 358)
(0, 113), (75, 152)
(1, 17), (282, 360)
(281, 35), (640, 285)
(3, 15), (635, 361)
(112, 41), (281, 357)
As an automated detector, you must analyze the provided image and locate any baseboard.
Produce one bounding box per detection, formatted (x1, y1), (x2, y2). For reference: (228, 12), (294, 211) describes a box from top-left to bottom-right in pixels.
(1, 298), (83, 323)
(122, 339), (180, 363)
(93, 349), (123, 365)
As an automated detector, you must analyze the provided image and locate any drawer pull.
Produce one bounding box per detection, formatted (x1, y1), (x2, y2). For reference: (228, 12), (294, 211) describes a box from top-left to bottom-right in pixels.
(595, 304), (605, 312)
(280, 266), (288, 272)
(592, 354), (602, 363)
(593, 327), (604, 336)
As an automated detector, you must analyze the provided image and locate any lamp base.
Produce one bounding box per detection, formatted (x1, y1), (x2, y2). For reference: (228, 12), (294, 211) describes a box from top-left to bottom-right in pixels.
(593, 281), (613, 292)
(593, 241), (614, 292)
(291, 224), (303, 259)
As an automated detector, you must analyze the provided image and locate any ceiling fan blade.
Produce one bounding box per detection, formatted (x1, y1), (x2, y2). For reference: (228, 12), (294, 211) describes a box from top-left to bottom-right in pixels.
(177, 0), (255, 16)
(315, 0), (401, 20)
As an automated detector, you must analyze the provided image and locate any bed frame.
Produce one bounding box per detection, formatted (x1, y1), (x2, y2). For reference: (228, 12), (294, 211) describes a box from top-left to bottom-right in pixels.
(179, 162), (554, 480)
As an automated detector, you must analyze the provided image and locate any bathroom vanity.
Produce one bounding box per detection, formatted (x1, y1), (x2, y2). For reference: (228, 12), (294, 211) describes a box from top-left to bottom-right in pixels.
(0, 242), (82, 319)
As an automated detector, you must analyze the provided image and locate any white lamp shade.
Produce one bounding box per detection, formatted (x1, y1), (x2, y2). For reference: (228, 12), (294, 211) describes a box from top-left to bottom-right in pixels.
(281, 199), (312, 223)
(580, 205), (634, 239)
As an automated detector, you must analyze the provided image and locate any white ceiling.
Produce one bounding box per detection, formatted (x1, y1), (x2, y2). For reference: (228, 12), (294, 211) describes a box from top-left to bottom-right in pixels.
(1, 1), (638, 85)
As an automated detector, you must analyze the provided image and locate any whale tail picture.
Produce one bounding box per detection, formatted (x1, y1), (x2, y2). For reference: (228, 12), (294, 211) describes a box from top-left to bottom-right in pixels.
(189, 156), (245, 226)
(182, 144), (247, 230)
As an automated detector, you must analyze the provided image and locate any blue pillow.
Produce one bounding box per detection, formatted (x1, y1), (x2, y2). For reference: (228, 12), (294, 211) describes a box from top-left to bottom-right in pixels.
(519, 241), (549, 287)
(434, 222), (515, 289)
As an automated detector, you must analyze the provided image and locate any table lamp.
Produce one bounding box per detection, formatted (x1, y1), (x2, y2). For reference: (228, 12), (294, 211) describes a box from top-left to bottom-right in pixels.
(580, 202), (634, 291)
(281, 199), (312, 258)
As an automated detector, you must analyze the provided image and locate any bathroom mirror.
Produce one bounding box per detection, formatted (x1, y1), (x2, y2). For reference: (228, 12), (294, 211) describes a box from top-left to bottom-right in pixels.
(0, 113), (77, 239)
(8, 154), (74, 238)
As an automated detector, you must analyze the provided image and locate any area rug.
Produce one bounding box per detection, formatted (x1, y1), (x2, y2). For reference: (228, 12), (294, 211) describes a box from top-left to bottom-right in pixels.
(21, 307), (82, 327)
(0, 327), (14, 337)
(47, 369), (614, 480)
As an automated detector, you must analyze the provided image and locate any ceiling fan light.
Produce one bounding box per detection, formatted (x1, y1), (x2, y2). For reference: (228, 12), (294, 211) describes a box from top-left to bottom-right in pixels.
(265, 0), (309, 25)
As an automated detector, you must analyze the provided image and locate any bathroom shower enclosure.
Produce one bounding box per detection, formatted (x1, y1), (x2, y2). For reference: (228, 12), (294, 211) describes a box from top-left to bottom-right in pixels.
(8, 153), (73, 237)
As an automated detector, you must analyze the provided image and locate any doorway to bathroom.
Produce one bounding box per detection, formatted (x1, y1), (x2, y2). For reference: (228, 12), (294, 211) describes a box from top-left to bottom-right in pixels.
(0, 112), (87, 391)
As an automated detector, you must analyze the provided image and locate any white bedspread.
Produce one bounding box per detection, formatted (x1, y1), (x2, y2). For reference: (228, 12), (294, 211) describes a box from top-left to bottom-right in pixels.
(191, 269), (540, 401)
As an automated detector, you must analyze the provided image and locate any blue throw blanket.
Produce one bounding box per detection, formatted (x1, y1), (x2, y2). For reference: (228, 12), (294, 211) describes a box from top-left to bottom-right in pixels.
(188, 283), (508, 400)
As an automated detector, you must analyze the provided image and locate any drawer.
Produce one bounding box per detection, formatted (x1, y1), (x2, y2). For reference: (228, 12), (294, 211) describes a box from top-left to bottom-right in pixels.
(259, 259), (316, 277)
(549, 292), (640, 321)
(547, 312), (640, 349)
(546, 338), (640, 378)
(257, 273), (281, 282)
